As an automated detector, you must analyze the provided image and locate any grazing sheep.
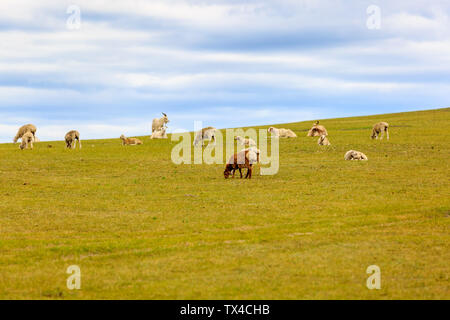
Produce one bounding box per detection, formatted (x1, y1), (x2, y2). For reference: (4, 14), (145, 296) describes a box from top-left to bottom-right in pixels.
(267, 127), (297, 138)
(13, 124), (37, 143)
(152, 113), (169, 133)
(19, 131), (34, 150)
(120, 134), (143, 145)
(235, 135), (256, 147)
(193, 127), (217, 146)
(307, 121), (328, 137)
(224, 148), (259, 179)
(65, 130), (81, 149)
(371, 122), (389, 140)
(344, 150), (368, 161)
(318, 134), (331, 146)
(151, 127), (168, 139)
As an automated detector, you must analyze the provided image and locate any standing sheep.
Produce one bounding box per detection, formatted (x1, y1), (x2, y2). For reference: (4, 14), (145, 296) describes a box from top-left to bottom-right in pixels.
(120, 134), (143, 145)
(344, 150), (368, 161)
(19, 131), (34, 150)
(307, 121), (328, 137)
(223, 148), (259, 179)
(65, 130), (81, 149)
(193, 127), (217, 146)
(152, 113), (169, 133)
(267, 127), (297, 138)
(13, 124), (37, 143)
(318, 134), (331, 146)
(371, 122), (389, 140)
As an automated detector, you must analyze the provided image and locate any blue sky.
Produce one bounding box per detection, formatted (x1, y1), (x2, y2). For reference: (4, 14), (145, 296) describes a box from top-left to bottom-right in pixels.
(0, 0), (449, 142)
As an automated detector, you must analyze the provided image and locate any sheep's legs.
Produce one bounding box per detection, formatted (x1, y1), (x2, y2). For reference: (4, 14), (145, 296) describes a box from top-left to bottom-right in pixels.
(239, 168), (243, 178)
(78, 139), (82, 149)
(73, 139), (77, 149)
(386, 128), (389, 140)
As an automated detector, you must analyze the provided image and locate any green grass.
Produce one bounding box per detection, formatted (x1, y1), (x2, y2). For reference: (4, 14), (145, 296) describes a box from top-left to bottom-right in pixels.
(0, 108), (449, 299)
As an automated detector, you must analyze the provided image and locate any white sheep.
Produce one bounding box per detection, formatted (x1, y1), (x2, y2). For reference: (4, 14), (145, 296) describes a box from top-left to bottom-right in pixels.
(65, 130), (81, 149)
(14, 124), (37, 143)
(318, 134), (331, 146)
(152, 113), (169, 133)
(371, 122), (389, 140)
(344, 150), (368, 161)
(19, 131), (34, 150)
(151, 127), (168, 139)
(267, 127), (297, 138)
(234, 135), (256, 147)
(193, 127), (217, 146)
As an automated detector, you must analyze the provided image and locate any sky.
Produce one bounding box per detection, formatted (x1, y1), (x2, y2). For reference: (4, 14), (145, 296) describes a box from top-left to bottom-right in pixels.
(0, 0), (449, 142)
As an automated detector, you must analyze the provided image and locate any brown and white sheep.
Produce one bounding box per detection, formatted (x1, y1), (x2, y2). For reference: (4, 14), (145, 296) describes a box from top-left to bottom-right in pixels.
(65, 130), (81, 149)
(224, 149), (259, 179)
(19, 131), (34, 150)
(120, 134), (143, 145)
(344, 150), (368, 161)
(307, 121), (328, 137)
(13, 124), (37, 143)
(371, 122), (389, 140)
(267, 127), (297, 138)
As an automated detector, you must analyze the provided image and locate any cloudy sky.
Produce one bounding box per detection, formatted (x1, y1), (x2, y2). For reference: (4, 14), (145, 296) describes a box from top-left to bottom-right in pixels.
(0, 0), (449, 142)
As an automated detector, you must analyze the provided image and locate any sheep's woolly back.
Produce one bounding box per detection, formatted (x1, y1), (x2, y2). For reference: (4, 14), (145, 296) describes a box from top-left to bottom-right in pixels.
(14, 124), (37, 143)
(307, 124), (328, 137)
(344, 150), (368, 161)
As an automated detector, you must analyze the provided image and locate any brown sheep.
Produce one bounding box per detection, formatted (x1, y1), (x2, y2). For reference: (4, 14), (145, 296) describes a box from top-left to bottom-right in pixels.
(307, 121), (328, 137)
(14, 124), (37, 143)
(65, 130), (81, 149)
(224, 149), (258, 179)
(371, 122), (389, 140)
(19, 131), (34, 150)
(120, 134), (143, 145)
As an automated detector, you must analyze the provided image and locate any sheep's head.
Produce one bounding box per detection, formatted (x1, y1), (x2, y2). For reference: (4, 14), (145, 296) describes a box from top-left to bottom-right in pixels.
(268, 127), (274, 133)
(120, 134), (125, 139)
(370, 132), (377, 139)
(162, 113), (169, 124)
(224, 167), (231, 179)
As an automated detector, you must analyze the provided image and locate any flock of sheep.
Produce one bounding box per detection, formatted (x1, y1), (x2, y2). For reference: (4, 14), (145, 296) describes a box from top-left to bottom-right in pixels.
(11, 113), (390, 179)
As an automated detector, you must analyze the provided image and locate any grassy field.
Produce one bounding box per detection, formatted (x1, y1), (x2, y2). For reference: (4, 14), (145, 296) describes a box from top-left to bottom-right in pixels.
(0, 108), (449, 299)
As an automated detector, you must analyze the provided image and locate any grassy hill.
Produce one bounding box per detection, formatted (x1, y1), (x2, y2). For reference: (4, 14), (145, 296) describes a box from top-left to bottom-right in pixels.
(0, 108), (449, 299)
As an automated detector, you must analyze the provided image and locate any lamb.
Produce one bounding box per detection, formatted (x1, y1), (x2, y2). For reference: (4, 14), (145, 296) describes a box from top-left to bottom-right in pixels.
(267, 127), (297, 138)
(65, 130), (81, 149)
(344, 150), (368, 161)
(120, 134), (143, 145)
(193, 127), (217, 146)
(152, 113), (169, 133)
(234, 135), (256, 147)
(19, 131), (34, 150)
(13, 124), (37, 143)
(224, 148), (259, 179)
(318, 134), (331, 146)
(307, 121), (328, 137)
(371, 122), (389, 140)
(151, 127), (168, 139)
